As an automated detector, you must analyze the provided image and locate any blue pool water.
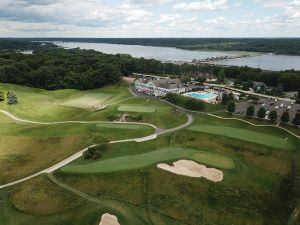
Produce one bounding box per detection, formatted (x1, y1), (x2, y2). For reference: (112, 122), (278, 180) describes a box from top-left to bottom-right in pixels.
(186, 92), (217, 100)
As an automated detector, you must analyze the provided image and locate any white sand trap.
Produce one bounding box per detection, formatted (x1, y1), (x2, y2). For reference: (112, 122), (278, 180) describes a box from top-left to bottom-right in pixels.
(99, 213), (120, 225)
(157, 160), (223, 182)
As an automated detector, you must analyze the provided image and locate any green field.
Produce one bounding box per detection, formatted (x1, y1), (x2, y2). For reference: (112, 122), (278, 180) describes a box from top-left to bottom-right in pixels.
(61, 147), (235, 174)
(1, 83), (300, 225)
(117, 105), (156, 113)
(0, 83), (131, 121)
(189, 124), (293, 150)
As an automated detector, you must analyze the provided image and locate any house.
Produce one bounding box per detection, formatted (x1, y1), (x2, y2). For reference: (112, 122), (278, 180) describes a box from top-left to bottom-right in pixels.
(253, 81), (266, 92)
(135, 77), (186, 97)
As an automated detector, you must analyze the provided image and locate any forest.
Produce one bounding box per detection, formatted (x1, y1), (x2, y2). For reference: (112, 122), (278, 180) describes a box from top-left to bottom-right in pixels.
(0, 40), (300, 91)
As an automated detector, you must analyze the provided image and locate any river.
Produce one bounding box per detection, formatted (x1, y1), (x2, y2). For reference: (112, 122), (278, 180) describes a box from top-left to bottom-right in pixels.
(53, 41), (300, 71)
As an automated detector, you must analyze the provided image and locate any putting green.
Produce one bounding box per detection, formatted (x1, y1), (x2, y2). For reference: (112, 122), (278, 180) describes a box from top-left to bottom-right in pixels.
(189, 125), (293, 150)
(117, 105), (156, 113)
(61, 93), (113, 109)
(61, 147), (235, 174)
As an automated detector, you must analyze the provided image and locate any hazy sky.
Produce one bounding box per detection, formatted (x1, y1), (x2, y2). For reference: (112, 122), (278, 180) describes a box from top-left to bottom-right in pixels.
(0, 0), (299, 37)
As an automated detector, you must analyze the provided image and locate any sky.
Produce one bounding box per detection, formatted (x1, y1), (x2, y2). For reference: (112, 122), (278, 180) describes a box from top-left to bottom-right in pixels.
(0, 0), (300, 37)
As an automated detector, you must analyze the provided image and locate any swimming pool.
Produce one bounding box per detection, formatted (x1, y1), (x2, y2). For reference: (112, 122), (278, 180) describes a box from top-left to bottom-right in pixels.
(185, 92), (217, 100)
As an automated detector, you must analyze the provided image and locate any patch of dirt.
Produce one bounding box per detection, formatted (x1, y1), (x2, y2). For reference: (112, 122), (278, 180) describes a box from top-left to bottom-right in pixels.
(157, 160), (223, 182)
(99, 213), (120, 225)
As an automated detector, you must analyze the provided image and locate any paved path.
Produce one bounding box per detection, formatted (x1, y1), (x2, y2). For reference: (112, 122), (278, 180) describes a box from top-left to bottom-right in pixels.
(0, 109), (192, 189)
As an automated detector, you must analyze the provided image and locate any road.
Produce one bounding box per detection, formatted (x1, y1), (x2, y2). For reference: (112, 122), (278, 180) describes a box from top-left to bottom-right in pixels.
(0, 109), (193, 189)
(204, 83), (296, 103)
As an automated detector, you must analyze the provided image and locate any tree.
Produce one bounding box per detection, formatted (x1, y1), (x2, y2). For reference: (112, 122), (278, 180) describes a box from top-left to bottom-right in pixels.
(246, 105), (255, 117)
(217, 69), (225, 84)
(7, 91), (18, 104)
(0, 87), (4, 101)
(227, 102), (235, 113)
(292, 112), (300, 126)
(257, 107), (266, 119)
(269, 110), (278, 122)
(280, 111), (290, 123)
(228, 92), (235, 102)
(221, 94), (228, 105)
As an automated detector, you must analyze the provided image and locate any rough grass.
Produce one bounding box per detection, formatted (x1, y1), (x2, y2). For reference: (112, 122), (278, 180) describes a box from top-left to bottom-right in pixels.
(61, 147), (235, 174)
(10, 175), (85, 215)
(0, 113), (154, 183)
(117, 105), (156, 113)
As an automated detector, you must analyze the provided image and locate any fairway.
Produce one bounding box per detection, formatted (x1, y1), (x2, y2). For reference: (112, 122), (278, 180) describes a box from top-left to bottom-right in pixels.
(61, 147), (235, 174)
(117, 105), (156, 113)
(189, 125), (293, 149)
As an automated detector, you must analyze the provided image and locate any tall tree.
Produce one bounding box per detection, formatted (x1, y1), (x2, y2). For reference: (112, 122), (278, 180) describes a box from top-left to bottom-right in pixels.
(269, 110), (278, 122)
(293, 112), (300, 126)
(280, 111), (290, 123)
(246, 105), (255, 117)
(227, 102), (235, 113)
(221, 94), (228, 105)
(257, 107), (266, 119)
(217, 69), (225, 84)
(0, 87), (4, 101)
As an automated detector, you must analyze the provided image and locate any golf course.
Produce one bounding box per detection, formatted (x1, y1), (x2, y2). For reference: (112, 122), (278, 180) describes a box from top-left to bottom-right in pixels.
(0, 82), (300, 225)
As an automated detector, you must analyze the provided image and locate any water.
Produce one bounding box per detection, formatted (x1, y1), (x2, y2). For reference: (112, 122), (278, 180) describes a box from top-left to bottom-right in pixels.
(53, 41), (300, 71)
(185, 92), (217, 100)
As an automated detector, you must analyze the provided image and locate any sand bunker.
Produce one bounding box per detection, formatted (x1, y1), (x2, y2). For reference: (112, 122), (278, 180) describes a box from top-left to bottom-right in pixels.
(99, 213), (120, 225)
(157, 160), (223, 182)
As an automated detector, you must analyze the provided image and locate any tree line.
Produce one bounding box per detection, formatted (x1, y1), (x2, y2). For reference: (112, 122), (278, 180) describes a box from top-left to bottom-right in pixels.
(0, 41), (300, 91)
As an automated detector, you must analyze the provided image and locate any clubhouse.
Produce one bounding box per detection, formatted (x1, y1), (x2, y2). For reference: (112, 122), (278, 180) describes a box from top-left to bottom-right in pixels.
(135, 77), (186, 97)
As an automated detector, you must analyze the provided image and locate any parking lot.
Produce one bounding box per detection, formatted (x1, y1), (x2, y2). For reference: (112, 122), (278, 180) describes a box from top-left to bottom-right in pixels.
(235, 98), (300, 123)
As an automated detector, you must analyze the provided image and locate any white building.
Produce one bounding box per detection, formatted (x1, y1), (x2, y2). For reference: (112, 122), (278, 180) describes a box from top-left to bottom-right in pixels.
(135, 77), (186, 97)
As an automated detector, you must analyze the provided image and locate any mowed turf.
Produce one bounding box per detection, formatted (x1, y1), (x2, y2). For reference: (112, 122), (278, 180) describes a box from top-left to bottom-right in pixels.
(189, 125), (293, 150)
(117, 105), (156, 113)
(61, 147), (235, 174)
(0, 83), (131, 121)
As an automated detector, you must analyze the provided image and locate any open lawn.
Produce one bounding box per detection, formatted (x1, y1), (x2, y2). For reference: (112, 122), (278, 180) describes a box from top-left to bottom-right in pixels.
(61, 147), (235, 174)
(81, 98), (188, 129)
(0, 83), (131, 121)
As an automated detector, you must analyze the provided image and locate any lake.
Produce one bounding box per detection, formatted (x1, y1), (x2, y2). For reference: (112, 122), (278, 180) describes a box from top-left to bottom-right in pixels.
(53, 41), (300, 71)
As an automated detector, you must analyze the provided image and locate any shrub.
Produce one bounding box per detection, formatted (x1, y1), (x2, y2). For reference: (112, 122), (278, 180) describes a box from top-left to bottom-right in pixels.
(7, 91), (18, 104)
(83, 144), (107, 160)
(0, 88), (4, 101)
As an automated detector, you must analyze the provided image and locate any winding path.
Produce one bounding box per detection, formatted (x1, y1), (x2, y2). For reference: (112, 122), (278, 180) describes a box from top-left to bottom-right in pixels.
(0, 109), (193, 189)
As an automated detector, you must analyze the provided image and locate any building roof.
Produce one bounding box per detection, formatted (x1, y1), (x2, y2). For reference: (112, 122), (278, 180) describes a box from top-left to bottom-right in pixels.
(138, 78), (184, 90)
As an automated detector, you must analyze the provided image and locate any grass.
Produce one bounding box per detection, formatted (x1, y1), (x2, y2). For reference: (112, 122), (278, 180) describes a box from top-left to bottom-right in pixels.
(117, 105), (156, 113)
(0, 113), (154, 183)
(0, 83), (131, 121)
(60, 147), (235, 174)
(82, 98), (188, 129)
(0, 83), (187, 129)
(0, 175), (185, 225)
(189, 124), (293, 150)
